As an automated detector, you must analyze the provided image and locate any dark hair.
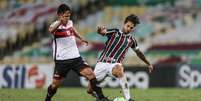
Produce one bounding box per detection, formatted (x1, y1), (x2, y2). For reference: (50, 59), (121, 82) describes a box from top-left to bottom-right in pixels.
(124, 14), (140, 26)
(57, 4), (71, 15)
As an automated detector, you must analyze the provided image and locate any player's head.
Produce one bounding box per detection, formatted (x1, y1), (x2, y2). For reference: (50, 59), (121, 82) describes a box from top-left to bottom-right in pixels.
(123, 14), (140, 34)
(57, 4), (71, 24)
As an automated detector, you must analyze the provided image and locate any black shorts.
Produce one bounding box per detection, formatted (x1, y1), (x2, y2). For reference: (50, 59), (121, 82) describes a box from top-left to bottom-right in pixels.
(53, 57), (89, 78)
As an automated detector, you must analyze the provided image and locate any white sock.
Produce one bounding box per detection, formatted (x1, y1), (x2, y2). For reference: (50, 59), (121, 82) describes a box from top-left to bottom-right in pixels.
(119, 75), (131, 101)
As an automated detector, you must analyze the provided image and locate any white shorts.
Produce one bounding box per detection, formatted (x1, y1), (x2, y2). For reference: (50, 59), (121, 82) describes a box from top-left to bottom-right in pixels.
(94, 62), (122, 82)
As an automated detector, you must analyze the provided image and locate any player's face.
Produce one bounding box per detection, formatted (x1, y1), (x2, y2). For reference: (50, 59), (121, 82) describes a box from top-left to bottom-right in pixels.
(123, 21), (135, 34)
(59, 10), (71, 24)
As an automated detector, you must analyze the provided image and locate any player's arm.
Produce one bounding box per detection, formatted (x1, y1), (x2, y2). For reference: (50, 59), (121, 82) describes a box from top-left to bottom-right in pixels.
(49, 20), (61, 33)
(97, 26), (107, 36)
(134, 48), (151, 66)
(49, 15), (68, 33)
(73, 27), (88, 45)
(133, 47), (154, 73)
(97, 26), (117, 36)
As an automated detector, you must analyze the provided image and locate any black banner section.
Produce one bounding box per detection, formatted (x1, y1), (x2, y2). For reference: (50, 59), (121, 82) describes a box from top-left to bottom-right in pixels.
(60, 64), (201, 88)
(149, 64), (177, 87)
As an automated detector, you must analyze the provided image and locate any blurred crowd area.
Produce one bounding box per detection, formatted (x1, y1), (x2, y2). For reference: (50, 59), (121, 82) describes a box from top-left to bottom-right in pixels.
(0, 0), (201, 66)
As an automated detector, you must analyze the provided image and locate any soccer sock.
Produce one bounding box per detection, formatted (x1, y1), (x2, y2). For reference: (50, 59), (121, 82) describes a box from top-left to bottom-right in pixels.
(119, 75), (131, 101)
(46, 85), (57, 99)
(90, 78), (105, 99)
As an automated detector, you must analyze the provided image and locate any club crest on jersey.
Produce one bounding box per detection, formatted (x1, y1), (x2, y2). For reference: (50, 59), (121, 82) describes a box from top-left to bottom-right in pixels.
(67, 31), (71, 36)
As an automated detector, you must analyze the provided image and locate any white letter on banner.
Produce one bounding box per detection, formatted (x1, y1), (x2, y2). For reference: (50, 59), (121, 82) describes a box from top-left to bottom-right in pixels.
(178, 65), (191, 88)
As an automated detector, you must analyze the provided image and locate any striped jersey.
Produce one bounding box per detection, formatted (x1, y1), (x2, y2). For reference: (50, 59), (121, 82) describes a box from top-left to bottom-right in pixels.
(50, 20), (80, 60)
(98, 29), (139, 63)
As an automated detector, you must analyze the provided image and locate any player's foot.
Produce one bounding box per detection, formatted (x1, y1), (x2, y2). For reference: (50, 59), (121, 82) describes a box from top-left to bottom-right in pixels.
(88, 90), (111, 101)
(45, 95), (51, 101)
(96, 97), (111, 101)
(87, 90), (99, 99)
(128, 98), (135, 101)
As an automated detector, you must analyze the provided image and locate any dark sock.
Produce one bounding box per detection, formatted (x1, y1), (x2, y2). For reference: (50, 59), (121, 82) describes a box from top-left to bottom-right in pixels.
(90, 78), (105, 99)
(46, 85), (57, 99)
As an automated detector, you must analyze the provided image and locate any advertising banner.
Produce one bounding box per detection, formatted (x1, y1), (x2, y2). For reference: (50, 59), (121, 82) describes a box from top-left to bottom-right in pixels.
(0, 64), (54, 88)
(61, 64), (201, 89)
(176, 64), (201, 88)
(1, 63), (200, 89)
(61, 65), (177, 89)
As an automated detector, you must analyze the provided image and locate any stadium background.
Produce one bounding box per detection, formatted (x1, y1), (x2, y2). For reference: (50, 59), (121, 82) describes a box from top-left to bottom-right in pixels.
(0, 0), (201, 101)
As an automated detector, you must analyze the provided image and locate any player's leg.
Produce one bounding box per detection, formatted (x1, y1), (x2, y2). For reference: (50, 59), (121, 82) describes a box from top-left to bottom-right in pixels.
(87, 80), (95, 96)
(87, 62), (108, 98)
(74, 57), (110, 101)
(80, 67), (110, 101)
(45, 61), (69, 101)
(45, 77), (64, 101)
(111, 64), (134, 101)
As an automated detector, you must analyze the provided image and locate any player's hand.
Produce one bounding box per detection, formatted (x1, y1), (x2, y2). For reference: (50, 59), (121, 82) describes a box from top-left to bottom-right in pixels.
(148, 65), (154, 73)
(59, 16), (64, 22)
(97, 26), (107, 35)
(59, 15), (68, 24)
(81, 39), (89, 46)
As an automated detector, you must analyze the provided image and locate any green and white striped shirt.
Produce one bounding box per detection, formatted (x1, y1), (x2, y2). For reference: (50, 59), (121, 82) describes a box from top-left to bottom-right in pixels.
(98, 28), (139, 63)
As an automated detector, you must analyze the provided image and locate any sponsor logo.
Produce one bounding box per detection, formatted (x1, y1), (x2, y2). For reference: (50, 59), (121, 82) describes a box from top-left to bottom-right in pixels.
(0, 65), (46, 88)
(27, 65), (46, 88)
(80, 71), (149, 89)
(178, 65), (201, 88)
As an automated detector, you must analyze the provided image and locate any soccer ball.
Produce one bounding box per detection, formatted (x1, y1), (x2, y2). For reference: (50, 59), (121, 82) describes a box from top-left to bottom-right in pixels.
(113, 97), (126, 101)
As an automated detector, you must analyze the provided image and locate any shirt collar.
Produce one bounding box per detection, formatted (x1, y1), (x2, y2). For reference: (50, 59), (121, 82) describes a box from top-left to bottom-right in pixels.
(119, 29), (131, 36)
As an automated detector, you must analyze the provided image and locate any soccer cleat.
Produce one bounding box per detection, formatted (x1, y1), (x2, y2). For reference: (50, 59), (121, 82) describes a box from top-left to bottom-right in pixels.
(128, 98), (135, 101)
(45, 95), (51, 101)
(96, 97), (112, 101)
(87, 90), (111, 101)
(87, 90), (99, 99)
(45, 97), (51, 101)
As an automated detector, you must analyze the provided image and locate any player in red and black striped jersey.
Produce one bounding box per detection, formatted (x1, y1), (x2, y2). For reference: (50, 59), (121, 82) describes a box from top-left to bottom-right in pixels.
(88, 14), (154, 101)
(45, 4), (110, 101)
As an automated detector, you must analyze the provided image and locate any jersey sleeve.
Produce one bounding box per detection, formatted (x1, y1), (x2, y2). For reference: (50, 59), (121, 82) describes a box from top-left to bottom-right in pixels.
(49, 20), (60, 29)
(49, 20), (60, 34)
(69, 20), (73, 26)
(131, 36), (139, 50)
(105, 28), (118, 38)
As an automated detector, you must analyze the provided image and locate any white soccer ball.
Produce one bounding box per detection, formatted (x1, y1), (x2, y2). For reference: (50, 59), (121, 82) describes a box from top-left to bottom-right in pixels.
(113, 97), (126, 101)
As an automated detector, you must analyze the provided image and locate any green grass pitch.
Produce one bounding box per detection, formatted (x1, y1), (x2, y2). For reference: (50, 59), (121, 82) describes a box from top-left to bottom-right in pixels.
(0, 88), (201, 101)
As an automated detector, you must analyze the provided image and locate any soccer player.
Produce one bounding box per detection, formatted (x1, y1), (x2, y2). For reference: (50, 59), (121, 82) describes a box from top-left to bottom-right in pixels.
(87, 14), (154, 101)
(45, 4), (110, 101)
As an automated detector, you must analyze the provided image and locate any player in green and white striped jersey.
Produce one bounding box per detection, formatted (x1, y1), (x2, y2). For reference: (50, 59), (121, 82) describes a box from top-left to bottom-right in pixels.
(88, 14), (154, 101)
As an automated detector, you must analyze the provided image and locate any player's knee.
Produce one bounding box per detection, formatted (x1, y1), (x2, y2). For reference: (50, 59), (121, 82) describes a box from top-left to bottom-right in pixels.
(117, 70), (124, 78)
(85, 68), (94, 76)
(115, 69), (124, 78)
(81, 68), (95, 80)
(51, 83), (60, 89)
(112, 65), (124, 78)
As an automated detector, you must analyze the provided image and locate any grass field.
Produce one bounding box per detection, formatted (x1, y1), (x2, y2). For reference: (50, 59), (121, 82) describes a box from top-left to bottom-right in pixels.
(0, 88), (201, 101)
